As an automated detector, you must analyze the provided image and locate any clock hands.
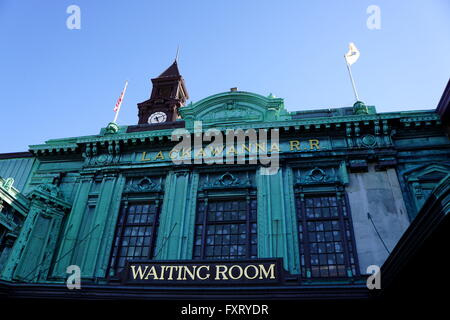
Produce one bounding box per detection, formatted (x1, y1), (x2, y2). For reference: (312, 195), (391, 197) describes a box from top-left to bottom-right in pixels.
(149, 112), (167, 124)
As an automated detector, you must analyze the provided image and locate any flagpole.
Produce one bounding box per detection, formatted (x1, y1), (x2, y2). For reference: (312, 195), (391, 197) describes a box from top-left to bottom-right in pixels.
(113, 81), (128, 124)
(345, 56), (359, 101)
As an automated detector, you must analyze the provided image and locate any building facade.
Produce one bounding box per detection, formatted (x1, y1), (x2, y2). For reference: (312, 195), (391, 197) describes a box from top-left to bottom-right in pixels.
(0, 62), (449, 300)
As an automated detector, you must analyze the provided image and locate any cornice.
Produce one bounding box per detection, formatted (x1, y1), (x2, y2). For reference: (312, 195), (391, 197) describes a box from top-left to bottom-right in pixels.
(26, 110), (441, 156)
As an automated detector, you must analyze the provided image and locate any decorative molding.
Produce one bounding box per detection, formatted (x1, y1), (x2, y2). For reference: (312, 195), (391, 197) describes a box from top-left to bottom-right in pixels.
(27, 106), (441, 157)
(179, 91), (288, 127)
(0, 177), (14, 192)
(304, 168), (330, 183)
(295, 167), (336, 185)
(201, 172), (252, 190)
(403, 163), (450, 213)
(104, 122), (119, 135)
(27, 183), (71, 213)
(348, 159), (368, 172)
(361, 134), (377, 148)
(293, 163), (350, 187)
(123, 177), (162, 193)
(404, 163), (450, 182)
(0, 201), (19, 232)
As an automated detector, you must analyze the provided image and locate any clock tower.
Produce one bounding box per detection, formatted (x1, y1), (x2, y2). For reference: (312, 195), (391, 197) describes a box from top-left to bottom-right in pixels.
(137, 60), (189, 124)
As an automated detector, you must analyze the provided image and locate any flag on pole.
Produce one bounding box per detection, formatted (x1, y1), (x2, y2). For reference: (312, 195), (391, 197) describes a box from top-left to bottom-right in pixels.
(344, 42), (360, 66)
(114, 81), (128, 112)
(112, 81), (128, 124)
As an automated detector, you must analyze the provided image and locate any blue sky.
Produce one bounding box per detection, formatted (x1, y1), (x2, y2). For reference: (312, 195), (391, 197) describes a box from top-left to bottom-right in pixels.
(0, 0), (449, 152)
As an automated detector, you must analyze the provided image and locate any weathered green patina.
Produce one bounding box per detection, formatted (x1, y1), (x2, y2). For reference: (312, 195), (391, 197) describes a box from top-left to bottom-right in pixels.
(0, 79), (449, 288)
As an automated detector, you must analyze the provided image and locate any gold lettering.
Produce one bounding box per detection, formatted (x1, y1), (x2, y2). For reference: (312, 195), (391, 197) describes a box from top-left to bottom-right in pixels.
(209, 145), (224, 156)
(195, 148), (206, 157)
(153, 151), (165, 160)
(140, 152), (152, 161)
(181, 148), (191, 158)
(229, 265), (243, 280)
(183, 265), (197, 280)
(196, 265), (210, 280)
(144, 266), (159, 280)
(215, 265), (229, 280)
(166, 266), (176, 280)
(258, 264), (276, 280)
(241, 144), (251, 153)
(130, 265), (148, 280)
(269, 142), (280, 153)
(176, 265), (183, 280)
(169, 149), (179, 159)
(309, 139), (320, 150)
(226, 146), (238, 155)
(289, 140), (300, 151)
(255, 143), (266, 152)
(243, 265), (259, 280)
(159, 266), (166, 280)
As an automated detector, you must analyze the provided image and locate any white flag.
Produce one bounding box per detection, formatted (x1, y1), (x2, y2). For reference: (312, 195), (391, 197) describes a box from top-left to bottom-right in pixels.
(345, 42), (360, 66)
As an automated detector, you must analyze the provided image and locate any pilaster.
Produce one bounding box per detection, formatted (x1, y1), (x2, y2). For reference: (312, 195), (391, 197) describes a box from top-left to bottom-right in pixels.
(256, 167), (300, 274)
(51, 173), (94, 278)
(82, 171), (123, 279)
(155, 170), (198, 259)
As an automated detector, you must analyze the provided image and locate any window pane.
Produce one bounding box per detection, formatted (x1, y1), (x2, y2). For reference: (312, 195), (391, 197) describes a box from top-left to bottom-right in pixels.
(295, 194), (357, 278)
(109, 200), (161, 275)
(193, 199), (257, 260)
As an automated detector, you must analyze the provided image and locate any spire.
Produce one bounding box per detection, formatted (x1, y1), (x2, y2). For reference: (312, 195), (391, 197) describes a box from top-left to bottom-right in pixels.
(158, 60), (181, 78)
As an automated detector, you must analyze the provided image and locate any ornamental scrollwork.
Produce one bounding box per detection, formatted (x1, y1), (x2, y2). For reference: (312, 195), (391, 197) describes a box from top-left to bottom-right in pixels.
(295, 167), (344, 185)
(201, 172), (252, 190)
(361, 134), (377, 148)
(35, 183), (65, 200)
(304, 168), (330, 184)
(1, 177), (14, 192)
(124, 177), (162, 193)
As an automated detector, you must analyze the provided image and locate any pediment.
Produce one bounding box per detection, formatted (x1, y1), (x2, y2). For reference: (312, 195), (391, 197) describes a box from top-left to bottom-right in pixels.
(179, 91), (289, 127)
(404, 163), (450, 181)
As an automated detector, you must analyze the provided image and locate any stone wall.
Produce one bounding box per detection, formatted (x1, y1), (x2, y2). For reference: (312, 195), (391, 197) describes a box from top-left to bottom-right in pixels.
(347, 165), (410, 274)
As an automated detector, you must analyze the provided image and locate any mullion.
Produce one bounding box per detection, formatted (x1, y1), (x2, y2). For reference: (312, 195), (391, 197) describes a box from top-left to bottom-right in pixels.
(336, 196), (352, 276)
(299, 197), (312, 277)
(246, 197), (251, 259)
(112, 203), (129, 272)
(344, 193), (360, 276)
(200, 199), (209, 259)
(196, 198), (255, 260)
(148, 200), (161, 259)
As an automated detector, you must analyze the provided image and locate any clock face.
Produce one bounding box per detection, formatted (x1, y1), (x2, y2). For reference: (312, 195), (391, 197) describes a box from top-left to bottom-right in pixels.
(148, 111), (168, 124)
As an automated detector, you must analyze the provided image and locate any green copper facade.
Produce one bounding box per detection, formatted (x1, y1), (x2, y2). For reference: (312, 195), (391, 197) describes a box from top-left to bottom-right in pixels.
(0, 87), (449, 289)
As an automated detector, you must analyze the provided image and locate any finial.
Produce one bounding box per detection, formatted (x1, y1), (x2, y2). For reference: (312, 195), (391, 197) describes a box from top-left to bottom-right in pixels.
(175, 45), (180, 63)
(353, 101), (369, 115)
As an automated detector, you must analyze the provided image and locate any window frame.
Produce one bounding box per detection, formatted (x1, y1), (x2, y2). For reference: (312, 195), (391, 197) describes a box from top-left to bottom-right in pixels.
(107, 192), (163, 278)
(294, 188), (360, 279)
(193, 189), (257, 260)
